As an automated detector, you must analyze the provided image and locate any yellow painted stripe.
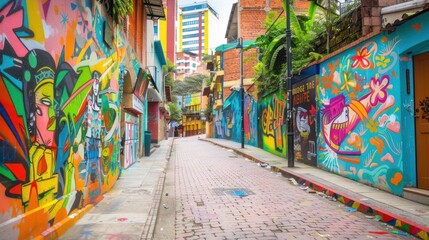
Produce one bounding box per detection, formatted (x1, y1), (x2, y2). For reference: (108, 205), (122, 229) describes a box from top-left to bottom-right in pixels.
(77, 39), (93, 63)
(204, 10), (209, 55)
(179, 15), (183, 51)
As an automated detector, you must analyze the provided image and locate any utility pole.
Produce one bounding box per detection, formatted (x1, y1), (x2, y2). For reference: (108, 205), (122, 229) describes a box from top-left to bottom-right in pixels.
(285, 0), (294, 167)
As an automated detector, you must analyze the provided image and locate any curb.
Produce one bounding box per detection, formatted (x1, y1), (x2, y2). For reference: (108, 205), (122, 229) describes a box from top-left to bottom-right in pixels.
(141, 138), (175, 239)
(200, 138), (429, 240)
(35, 204), (94, 240)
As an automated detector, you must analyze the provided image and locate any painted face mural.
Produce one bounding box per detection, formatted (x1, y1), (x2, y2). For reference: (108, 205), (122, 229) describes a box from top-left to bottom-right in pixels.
(0, 1), (128, 238)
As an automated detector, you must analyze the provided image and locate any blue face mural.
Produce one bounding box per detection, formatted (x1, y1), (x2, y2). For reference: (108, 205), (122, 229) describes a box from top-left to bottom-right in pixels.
(215, 90), (258, 146)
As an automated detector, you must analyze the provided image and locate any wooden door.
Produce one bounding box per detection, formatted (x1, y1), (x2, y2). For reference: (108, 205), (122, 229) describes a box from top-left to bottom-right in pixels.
(414, 52), (429, 190)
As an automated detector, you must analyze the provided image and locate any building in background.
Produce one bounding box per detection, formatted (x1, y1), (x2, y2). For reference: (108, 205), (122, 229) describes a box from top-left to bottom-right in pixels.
(157, 0), (177, 63)
(176, 51), (201, 80)
(181, 93), (203, 136)
(178, 0), (220, 60)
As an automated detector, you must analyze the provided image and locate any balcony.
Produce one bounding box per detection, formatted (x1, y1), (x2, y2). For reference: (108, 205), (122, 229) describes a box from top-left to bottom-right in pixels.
(213, 99), (223, 110)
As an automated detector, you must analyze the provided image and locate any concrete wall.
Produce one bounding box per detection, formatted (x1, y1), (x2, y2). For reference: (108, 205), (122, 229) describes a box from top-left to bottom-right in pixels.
(0, 0), (145, 238)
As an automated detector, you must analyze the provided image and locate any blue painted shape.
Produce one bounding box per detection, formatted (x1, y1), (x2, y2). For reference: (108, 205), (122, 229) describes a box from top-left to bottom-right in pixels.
(233, 190), (248, 197)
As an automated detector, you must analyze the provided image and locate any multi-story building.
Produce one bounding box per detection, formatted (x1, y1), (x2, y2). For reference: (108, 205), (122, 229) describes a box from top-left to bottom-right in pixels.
(178, 0), (220, 60)
(158, 0), (178, 63)
(181, 93), (204, 136)
(175, 52), (201, 80)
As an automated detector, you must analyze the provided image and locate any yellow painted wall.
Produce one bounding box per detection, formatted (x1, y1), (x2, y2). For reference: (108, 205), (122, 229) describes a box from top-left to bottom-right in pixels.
(179, 14), (183, 52)
(159, 8), (168, 57)
(204, 10), (209, 56)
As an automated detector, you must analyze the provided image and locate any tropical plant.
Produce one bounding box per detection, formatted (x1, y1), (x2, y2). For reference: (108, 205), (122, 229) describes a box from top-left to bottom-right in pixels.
(168, 103), (182, 122)
(252, 0), (325, 97)
(163, 59), (176, 91)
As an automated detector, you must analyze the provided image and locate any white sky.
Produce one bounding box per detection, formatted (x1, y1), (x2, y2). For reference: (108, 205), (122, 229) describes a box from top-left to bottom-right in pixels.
(179, 0), (237, 51)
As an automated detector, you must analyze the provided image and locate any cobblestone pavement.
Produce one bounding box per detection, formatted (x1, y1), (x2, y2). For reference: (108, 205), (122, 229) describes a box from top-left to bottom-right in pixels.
(174, 136), (416, 240)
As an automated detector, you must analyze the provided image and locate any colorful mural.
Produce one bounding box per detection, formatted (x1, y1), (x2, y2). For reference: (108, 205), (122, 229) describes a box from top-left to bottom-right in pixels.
(259, 90), (287, 157)
(0, 0), (139, 238)
(316, 25), (420, 194)
(317, 42), (404, 193)
(292, 76), (317, 166)
(214, 90), (258, 146)
(124, 113), (139, 168)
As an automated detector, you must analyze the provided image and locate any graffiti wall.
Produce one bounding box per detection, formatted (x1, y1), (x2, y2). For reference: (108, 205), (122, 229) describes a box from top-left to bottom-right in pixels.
(292, 76), (317, 166)
(0, 0), (140, 238)
(259, 90), (287, 157)
(124, 113), (139, 168)
(317, 11), (429, 195)
(214, 90), (258, 146)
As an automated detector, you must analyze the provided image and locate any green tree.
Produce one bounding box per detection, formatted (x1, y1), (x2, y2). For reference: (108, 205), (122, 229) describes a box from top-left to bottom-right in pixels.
(252, 0), (324, 97)
(168, 103), (182, 122)
(163, 59), (176, 92)
(172, 74), (208, 96)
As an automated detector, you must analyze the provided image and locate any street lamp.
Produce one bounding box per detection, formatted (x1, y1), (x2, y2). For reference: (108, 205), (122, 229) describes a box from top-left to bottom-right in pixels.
(285, 0), (294, 167)
(238, 37), (245, 149)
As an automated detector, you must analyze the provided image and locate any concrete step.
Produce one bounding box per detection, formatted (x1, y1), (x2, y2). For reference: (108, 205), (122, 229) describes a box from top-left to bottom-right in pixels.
(403, 187), (429, 205)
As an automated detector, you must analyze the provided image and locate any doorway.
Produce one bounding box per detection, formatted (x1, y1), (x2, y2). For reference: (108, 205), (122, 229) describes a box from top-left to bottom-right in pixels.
(414, 51), (429, 190)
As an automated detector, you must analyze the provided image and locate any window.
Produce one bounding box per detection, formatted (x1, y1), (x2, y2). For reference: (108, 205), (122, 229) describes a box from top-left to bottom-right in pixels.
(183, 27), (199, 32)
(182, 4), (207, 12)
(183, 40), (199, 45)
(183, 33), (204, 39)
(183, 47), (199, 52)
(183, 13), (200, 19)
(183, 20), (203, 26)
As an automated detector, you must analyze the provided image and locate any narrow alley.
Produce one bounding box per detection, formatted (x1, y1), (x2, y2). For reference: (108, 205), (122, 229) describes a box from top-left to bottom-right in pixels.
(153, 136), (417, 240)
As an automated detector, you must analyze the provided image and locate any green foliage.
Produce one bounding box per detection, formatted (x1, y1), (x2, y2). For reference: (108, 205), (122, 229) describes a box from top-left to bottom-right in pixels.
(163, 59), (176, 91)
(252, 0), (326, 97)
(172, 74), (208, 96)
(101, 0), (134, 24)
(168, 103), (182, 122)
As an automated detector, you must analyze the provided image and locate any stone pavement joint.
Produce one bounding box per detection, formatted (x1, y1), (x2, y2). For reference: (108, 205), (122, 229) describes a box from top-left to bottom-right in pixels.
(200, 137), (429, 240)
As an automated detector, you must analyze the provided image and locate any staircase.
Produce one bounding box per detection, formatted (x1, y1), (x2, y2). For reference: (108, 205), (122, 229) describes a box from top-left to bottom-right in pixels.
(403, 187), (429, 205)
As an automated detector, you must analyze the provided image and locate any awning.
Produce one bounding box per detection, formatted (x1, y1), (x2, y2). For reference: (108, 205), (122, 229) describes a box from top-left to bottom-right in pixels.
(215, 40), (255, 52)
(147, 87), (162, 102)
(143, 0), (165, 20)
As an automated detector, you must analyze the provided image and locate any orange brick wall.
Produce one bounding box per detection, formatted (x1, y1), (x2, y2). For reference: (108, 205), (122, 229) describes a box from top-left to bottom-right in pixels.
(223, 48), (258, 82)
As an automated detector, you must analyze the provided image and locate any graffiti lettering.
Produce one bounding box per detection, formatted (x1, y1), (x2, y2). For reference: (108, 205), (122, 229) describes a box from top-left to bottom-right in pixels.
(0, 1), (29, 57)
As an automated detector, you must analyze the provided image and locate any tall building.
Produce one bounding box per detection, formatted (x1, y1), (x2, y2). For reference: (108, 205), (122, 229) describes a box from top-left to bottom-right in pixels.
(178, 0), (220, 60)
(158, 0), (177, 63)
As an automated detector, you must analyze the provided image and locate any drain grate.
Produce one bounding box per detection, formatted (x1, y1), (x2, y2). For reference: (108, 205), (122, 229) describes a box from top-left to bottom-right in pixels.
(213, 188), (254, 197)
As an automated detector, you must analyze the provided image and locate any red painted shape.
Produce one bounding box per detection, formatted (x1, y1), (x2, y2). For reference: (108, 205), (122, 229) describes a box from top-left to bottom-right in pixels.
(117, 217), (128, 222)
(9, 184), (22, 195)
(369, 231), (389, 235)
(38, 156), (48, 175)
(413, 23), (421, 32)
(4, 163), (26, 181)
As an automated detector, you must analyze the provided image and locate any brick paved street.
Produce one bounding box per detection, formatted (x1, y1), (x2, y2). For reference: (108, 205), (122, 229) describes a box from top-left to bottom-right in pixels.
(173, 136), (416, 240)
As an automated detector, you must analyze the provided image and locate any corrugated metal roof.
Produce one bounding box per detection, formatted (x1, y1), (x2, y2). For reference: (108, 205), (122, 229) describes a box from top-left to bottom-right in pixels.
(381, 0), (429, 29)
(143, 0), (165, 20)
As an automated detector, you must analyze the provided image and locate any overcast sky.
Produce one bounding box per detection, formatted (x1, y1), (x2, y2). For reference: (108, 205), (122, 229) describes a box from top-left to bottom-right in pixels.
(179, 0), (237, 50)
